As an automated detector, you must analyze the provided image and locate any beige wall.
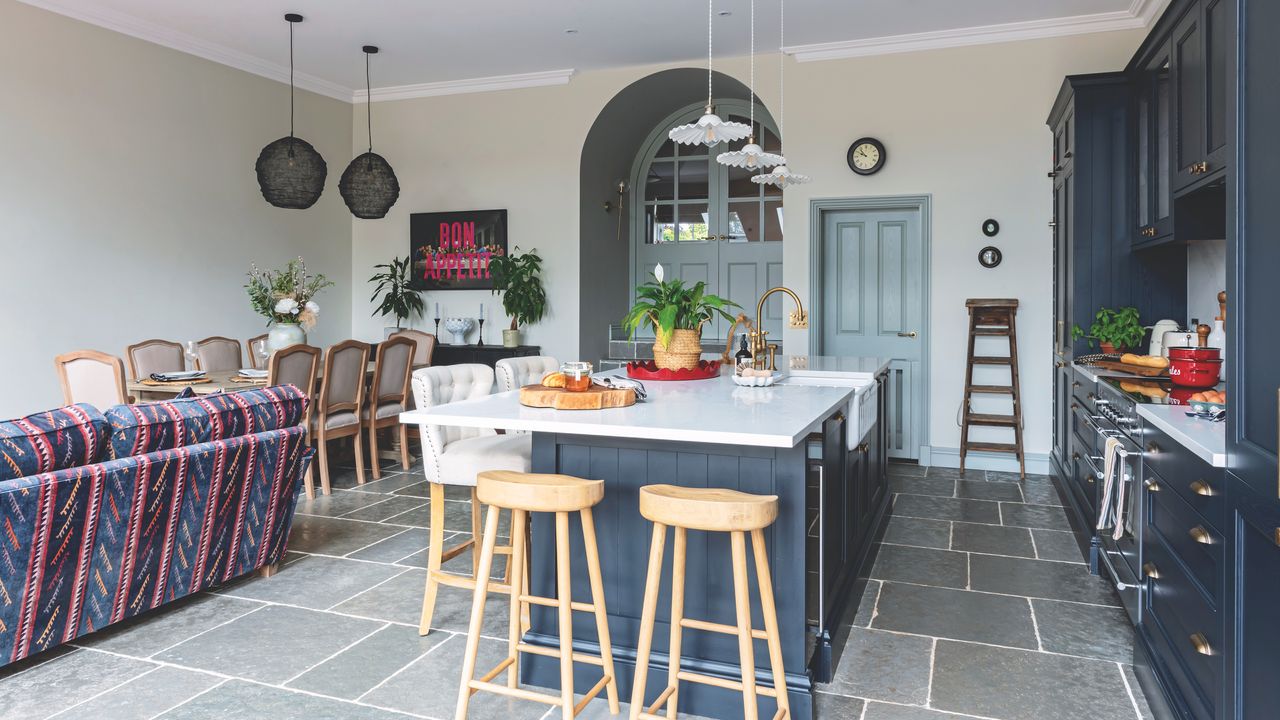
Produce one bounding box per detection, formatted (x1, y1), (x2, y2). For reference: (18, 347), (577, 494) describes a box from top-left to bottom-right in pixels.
(0, 0), (353, 418)
(353, 30), (1144, 469)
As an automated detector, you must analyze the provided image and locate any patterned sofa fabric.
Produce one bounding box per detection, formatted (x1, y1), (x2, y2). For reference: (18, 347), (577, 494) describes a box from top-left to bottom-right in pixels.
(0, 404), (106, 481)
(104, 385), (308, 459)
(0, 425), (311, 665)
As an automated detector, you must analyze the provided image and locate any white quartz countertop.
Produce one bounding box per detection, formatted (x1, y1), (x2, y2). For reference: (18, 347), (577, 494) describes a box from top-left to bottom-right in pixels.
(400, 366), (874, 448)
(784, 355), (892, 377)
(1136, 404), (1227, 468)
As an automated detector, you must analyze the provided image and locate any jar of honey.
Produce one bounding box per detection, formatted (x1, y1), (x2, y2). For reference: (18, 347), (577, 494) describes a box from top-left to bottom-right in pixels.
(561, 361), (593, 392)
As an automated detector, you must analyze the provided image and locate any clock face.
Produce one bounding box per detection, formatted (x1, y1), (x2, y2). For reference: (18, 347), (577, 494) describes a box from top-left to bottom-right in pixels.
(847, 137), (886, 175)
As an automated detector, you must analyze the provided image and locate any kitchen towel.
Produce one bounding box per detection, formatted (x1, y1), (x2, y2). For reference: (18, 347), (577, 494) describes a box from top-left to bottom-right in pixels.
(1097, 436), (1123, 534)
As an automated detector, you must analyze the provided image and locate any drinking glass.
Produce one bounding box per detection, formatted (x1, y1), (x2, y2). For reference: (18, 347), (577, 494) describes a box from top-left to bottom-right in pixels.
(252, 339), (270, 368)
(184, 341), (199, 370)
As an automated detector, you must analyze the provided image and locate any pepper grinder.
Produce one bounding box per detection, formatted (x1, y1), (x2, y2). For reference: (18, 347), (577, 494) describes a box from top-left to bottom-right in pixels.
(1197, 324), (1212, 348)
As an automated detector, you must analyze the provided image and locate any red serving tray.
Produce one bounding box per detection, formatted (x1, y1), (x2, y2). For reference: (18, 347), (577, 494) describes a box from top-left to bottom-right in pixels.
(626, 360), (721, 381)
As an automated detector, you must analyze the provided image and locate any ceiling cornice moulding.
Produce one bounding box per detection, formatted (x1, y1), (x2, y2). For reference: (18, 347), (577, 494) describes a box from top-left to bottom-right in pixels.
(353, 69), (577, 103)
(783, 1), (1172, 62)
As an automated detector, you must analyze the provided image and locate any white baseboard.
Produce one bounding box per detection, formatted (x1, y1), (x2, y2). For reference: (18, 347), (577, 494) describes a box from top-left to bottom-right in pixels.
(922, 446), (1052, 476)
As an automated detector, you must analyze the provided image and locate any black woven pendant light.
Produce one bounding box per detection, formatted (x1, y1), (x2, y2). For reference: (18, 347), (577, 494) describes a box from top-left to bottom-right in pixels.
(256, 13), (327, 209)
(340, 45), (400, 219)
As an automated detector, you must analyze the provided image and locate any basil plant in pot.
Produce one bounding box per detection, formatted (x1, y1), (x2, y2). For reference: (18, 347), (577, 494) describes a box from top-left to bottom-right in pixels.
(623, 264), (739, 370)
(489, 247), (548, 347)
(1072, 306), (1144, 353)
(369, 255), (425, 337)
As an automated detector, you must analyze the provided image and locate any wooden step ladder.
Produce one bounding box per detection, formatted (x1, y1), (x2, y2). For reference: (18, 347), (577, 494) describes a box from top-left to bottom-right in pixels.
(960, 299), (1025, 478)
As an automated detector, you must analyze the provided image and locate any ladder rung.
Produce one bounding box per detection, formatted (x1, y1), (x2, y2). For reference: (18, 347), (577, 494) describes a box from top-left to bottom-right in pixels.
(966, 414), (1020, 427)
(971, 356), (1013, 365)
(968, 385), (1015, 394)
(965, 442), (1021, 454)
(680, 617), (768, 640)
(973, 327), (1011, 335)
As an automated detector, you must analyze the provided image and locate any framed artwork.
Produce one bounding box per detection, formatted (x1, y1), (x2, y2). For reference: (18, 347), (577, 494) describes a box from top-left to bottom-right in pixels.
(409, 209), (508, 290)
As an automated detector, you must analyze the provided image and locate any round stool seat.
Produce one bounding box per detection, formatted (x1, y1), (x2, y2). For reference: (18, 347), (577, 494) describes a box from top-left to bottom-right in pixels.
(638, 484), (778, 532)
(476, 471), (604, 512)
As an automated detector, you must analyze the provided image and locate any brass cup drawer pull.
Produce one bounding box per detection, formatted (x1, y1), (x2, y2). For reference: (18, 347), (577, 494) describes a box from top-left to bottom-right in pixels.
(1189, 526), (1214, 545)
(1189, 480), (1216, 497)
(1144, 479), (1162, 492)
(1189, 633), (1213, 656)
(1142, 562), (1161, 579)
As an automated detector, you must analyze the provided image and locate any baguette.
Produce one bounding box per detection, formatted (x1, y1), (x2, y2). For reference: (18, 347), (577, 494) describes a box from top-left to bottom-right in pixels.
(1120, 353), (1170, 369)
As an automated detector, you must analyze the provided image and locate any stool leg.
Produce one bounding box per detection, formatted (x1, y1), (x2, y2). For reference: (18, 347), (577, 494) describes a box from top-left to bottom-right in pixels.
(471, 489), (483, 577)
(666, 526), (687, 719)
(580, 507), (620, 714)
(629, 522), (667, 720)
(555, 511), (575, 720)
(507, 509), (528, 689)
(731, 531), (759, 720)
(454, 504), (502, 720)
(751, 529), (790, 719)
(419, 482), (447, 636)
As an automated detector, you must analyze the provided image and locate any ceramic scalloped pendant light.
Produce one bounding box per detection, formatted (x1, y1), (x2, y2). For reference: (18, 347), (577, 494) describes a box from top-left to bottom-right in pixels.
(256, 13), (328, 209)
(717, 0), (783, 170)
(752, 0), (810, 188)
(340, 45), (400, 219)
(669, 0), (752, 147)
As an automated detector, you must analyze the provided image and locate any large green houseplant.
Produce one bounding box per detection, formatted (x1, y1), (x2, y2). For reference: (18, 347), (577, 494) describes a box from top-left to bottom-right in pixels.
(369, 255), (425, 335)
(489, 247), (548, 347)
(1072, 306), (1144, 353)
(623, 264), (739, 370)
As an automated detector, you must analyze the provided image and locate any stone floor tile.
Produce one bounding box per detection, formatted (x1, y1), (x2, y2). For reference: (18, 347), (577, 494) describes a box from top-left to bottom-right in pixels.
(0, 649), (155, 719)
(870, 544), (968, 589)
(155, 679), (410, 720)
(931, 640), (1137, 720)
(332, 568), (513, 640)
(392, 480), (431, 498)
(987, 471), (1052, 484)
(889, 476), (956, 498)
(287, 624), (448, 699)
(863, 701), (978, 719)
(1032, 598), (1136, 662)
(922, 466), (967, 480)
(814, 691), (866, 719)
(886, 462), (927, 478)
(969, 554), (1120, 606)
(871, 582), (1038, 649)
(882, 516), (952, 549)
(346, 527), (431, 564)
(72, 593), (264, 658)
(341, 496), (428, 524)
(1019, 481), (1065, 506)
(892, 494), (1001, 524)
(999, 502), (1073, 531)
(848, 580), (883, 627)
(951, 522), (1035, 558)
(1123, 664), (1157, 720)
(955, 479), (1023, 502)
(295, 489), (391, 518)
(219, 555), (406, 610)
(1032, 529), (1086, 563)
(821, 628), (933, 704)
(154, 605), (382, 684)
(354, 472), (425, 494)
(286, 514), (407, 555)
(50, 666), (222, 720)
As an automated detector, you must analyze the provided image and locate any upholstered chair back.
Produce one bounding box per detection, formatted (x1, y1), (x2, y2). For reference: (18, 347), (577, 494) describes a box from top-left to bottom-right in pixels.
(367, 336), (415, 422)
(195, 336), (242, 372)
(54, 350), (127, 411)
(126, 339), (184, 378)
(495, 356), (560, 394)
(269, 344), (320, 394)
(389, 329), (436, 367)
(412, 365), (495, 479)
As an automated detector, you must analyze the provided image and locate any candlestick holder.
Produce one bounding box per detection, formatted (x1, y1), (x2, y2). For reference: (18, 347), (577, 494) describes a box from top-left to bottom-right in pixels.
(476, 318), (485, 346)
(433, 318), (440, 340)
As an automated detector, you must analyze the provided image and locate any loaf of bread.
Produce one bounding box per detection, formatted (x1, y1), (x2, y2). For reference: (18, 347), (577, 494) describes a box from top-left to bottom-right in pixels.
(1120, 353), (1170, 369)
(541, 372), (567, 388)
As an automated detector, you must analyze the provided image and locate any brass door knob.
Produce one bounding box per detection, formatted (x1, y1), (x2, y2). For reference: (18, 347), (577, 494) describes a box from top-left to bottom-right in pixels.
(1189, 526), (1214, 545)
(1189, 633), (1213, 656)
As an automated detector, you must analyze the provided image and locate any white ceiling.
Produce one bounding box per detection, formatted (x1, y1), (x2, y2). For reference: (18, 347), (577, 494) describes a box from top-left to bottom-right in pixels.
(21, 0), (1167, 101)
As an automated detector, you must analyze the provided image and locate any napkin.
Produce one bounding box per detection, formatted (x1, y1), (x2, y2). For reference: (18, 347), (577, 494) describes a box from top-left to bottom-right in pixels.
(237, 369), (269, 379)
(594, 375), (646, 401)
(150, 370), (207, 382)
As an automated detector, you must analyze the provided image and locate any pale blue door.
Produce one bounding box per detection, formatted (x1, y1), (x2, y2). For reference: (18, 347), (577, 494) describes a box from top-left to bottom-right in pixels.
(819, 206), (926, 460)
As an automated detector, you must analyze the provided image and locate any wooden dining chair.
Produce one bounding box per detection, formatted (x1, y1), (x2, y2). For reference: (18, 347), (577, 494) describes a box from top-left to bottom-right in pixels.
(269, 343), (322, 498)
(246, 333), (270, 369)
(54, 350), (128, 410)
(195, 336), (242, 372)
(365, 335), (417, 480)
(389, 328), (436, 367)
(125, 339), (184, 379)
(312, 340), (371, 495)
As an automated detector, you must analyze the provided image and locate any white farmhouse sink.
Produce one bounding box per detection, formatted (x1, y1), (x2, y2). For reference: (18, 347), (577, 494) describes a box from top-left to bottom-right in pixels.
(775, 374), (877, 449)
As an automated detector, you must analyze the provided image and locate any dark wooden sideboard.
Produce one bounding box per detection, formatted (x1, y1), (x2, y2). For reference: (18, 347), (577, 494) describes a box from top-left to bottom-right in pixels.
(432, 344), (541, 368)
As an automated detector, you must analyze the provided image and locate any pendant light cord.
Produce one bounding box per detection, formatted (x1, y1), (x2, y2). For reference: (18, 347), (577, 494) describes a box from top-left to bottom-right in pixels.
(778, 0), (785, 146)
(748, 0), (755, 137)
(288, 19), (295, 138)
(706, 0), (713, 111)
(365, 51), (373, 152)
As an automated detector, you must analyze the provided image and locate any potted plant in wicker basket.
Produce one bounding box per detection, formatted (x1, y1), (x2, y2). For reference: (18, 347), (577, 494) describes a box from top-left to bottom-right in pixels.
(489, 247), (548, 347)
(623, 264), (739, 370)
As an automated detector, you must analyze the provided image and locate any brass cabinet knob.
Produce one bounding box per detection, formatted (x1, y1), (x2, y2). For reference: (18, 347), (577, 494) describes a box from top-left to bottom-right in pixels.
(1142, 562), (1161, 579)
(1189, 526), (1214, 545)
(1190, 633), (1213, 656)
(856, 443), (870, 454)
(1189, 480), (1216, 497)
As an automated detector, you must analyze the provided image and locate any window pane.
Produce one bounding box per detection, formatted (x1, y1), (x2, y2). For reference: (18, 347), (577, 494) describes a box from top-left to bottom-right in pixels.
(646, 204), (676, 244)
(727, 201), (760, 242)
(726, 162), (759, 199)
(763, 200), (783, 242)
(677, 159), (709, 199)
(677, 203), (710, 242)
(655, 137), (676, 159)
(645, 161), (675, 201)
(760, 124), (782, 154)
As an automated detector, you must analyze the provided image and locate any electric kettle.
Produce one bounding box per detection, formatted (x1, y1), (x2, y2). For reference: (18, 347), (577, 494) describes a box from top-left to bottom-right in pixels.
(1147, 319), (1182, 356)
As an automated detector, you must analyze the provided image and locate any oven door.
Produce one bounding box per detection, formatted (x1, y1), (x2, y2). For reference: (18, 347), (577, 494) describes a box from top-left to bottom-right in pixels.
(1095, 433), (1142, 624)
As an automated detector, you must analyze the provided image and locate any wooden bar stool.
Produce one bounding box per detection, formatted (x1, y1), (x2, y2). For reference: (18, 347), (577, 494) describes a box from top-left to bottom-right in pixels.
(455, 471), (620, 720)
(630, 485), (789, 720)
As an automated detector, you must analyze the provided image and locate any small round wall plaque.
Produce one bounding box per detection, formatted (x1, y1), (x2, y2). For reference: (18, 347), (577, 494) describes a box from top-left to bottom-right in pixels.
(982, 218), (1000, 237)
(979, 246), (1003, 268)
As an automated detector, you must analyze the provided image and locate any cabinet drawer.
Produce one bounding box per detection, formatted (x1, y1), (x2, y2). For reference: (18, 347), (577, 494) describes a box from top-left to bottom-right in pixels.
(1071, 366), (1095, 408)
(1142, 532), (1223, 720)
(1071, 432), (1098, 517)
(1145, 471), (1224, 610)
(1141, 421), (1224, 530)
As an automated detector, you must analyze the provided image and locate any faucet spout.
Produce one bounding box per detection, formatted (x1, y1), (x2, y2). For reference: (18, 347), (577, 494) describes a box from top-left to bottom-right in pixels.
(752, 286), (808, 369)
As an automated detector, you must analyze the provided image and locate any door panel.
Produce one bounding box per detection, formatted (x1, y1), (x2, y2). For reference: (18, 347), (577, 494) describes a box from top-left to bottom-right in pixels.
(820, 207), (925, 460)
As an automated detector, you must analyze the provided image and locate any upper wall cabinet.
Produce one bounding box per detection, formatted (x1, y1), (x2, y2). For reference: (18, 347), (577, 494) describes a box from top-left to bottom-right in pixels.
(1135, 44), (1173, 244)
(1171, 0), (1232, 195)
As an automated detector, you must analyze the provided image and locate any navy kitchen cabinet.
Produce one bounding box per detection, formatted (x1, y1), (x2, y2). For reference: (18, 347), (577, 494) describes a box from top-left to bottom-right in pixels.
(1226, 479), (1280, 719)
(1134, 40), (1174, 244)
(1170, 0), (1233, 195)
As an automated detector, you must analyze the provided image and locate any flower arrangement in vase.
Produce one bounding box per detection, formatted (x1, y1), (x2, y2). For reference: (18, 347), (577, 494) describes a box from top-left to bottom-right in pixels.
(622, 264), (738, 370)
(246, 257), (334, 352)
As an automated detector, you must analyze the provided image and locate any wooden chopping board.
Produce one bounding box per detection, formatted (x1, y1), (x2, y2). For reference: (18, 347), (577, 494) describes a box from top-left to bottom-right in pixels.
(519, 383), (636, 410)
(1088, 360), (1169, 377)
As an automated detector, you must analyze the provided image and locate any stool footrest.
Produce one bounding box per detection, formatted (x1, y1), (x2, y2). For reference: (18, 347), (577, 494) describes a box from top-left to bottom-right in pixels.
(473, 657), (514, 688)
(645, 685), (677, 714)
(773, 709), (789, 720)
(515, 642), (606, 667)
(573, 674), (614, 716)
(675, 670), (779, 698)
(679, 616), (768, 640)
(518, 594), (594, 613)
(467, 679), (561, 706)
(430, 570), (512, 595)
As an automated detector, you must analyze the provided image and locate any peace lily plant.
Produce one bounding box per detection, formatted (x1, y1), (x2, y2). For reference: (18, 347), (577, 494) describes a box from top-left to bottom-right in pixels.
(623, 263), (738, 370)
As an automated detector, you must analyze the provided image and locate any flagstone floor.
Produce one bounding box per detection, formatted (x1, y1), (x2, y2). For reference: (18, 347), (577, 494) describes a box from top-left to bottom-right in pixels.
(0, 458), (1153, 720)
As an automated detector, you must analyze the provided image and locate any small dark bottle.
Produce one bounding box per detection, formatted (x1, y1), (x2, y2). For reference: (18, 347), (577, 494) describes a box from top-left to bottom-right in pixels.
(734, 333), (753, 376)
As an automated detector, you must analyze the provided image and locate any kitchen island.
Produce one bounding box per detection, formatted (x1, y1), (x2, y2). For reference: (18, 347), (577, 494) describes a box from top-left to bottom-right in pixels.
(400, 357), (890, 720)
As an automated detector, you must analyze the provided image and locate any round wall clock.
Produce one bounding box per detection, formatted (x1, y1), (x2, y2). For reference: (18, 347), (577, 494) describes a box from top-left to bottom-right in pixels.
(979, 246), (1003, 268)
(982, 218), (1000, 237)
(847, 137), (886, 175)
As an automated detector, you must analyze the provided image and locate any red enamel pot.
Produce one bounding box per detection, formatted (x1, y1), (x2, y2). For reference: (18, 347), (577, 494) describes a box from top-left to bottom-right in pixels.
(1168, 346), (1221, 362)
(1168, 357), (1223, 388)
